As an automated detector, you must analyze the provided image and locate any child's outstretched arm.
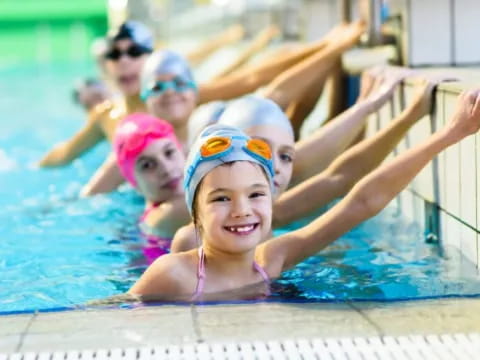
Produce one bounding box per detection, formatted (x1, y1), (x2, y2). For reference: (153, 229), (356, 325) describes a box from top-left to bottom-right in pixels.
(196, 24), (348, 104)
(261, 21), (365, 110)
(262, 89), (480, 272)
(273, 76), (444, 226)
(212, 25), (280, 80)
(80, 152), (124, 196)
(185, 24), (245, 66)
(290, 67), (410, 185)
(38, 111), (105, 167)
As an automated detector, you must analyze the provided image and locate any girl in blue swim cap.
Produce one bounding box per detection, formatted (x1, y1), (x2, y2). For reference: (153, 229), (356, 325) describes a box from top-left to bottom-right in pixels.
(129, 92), (480, 301)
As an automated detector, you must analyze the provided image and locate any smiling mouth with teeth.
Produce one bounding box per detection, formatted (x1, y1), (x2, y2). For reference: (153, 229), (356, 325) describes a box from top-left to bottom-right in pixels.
(224, 223), (259, 235)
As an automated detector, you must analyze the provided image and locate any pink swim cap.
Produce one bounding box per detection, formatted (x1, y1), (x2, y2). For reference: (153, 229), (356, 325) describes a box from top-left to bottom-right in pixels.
(114, 112), (181, 187)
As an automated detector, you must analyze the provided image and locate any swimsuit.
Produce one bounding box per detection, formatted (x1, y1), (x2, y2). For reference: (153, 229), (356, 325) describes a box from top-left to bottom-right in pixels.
(139, 203), (171, 264)
(192, 247), (271, 301)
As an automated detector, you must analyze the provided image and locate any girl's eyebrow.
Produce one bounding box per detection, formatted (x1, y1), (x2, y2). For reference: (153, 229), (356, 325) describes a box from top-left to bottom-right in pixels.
(207, 188), (230, 196)
(279, 145), (295, 153)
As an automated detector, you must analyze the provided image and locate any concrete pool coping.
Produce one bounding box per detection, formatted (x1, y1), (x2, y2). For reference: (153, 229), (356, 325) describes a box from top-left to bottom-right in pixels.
(2, 298), (480, 353)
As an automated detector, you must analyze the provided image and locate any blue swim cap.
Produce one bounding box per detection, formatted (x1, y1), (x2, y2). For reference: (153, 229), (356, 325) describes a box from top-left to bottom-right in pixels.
(219, 96), (294, 138)
(108, 21), (154, 52)
(141, 50), (196, 96)
(184, 124), (275, 215)
(188, 101), (227, 146)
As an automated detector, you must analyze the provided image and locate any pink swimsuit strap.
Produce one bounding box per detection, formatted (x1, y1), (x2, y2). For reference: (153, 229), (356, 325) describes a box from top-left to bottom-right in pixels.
(192, 247), (270, 301)
(139, 202), (162, 222)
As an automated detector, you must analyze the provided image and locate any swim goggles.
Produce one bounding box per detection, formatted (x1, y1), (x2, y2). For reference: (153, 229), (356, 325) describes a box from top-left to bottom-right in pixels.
(141, 76), (197, 100)
(184, 135), (273, 190)
(105, 44), (151, 61)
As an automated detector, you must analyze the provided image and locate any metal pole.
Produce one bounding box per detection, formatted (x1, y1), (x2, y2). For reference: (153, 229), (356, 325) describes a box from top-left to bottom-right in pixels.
(340, 0), (351, 22)
(367, 0), (382, 45)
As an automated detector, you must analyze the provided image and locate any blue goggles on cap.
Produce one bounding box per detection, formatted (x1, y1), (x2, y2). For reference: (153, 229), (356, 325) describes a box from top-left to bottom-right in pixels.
(141, 76), (197, 101)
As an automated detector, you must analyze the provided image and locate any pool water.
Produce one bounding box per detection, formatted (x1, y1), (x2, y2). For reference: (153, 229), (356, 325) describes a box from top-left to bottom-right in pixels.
(1, 62), (480, 314)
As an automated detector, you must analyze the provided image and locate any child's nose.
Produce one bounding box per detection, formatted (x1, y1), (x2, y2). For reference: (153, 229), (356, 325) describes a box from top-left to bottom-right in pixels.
(231, 197), (252, 218)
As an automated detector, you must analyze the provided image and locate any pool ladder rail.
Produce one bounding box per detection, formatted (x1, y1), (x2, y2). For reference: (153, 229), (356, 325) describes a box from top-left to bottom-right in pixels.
(2, 333), (479, 359)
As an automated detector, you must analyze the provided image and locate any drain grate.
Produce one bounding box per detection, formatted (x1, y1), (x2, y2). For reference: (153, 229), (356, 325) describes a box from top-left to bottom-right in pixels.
(2, 333), (479, 359)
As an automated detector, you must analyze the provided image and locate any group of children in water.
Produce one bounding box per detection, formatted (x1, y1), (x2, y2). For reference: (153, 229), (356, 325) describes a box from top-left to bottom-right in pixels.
(39, 20), (480, 302)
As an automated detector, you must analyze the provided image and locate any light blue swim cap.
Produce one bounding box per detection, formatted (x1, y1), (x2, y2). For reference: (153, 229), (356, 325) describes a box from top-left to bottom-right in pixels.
(141, 50), (196, 96)
(219, 96), (294, 138)
(184, 124), (275, 215)
(187, 101), (227, 146)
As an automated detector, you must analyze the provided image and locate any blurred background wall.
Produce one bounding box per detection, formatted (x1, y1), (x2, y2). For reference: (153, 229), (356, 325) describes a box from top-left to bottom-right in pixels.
(0, 0), (107, 63)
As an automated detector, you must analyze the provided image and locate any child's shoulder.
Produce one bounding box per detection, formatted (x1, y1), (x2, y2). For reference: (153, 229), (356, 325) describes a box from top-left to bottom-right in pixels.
(131, 250), (198, 296)
(150, 250), (198, 284)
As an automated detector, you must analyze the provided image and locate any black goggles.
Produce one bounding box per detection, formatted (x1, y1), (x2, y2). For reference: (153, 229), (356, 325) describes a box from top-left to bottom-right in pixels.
(105, 44), (151, 61)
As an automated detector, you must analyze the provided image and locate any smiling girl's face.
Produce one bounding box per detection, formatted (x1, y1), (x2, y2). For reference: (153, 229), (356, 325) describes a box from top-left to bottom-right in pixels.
(195, 161), (273, 253)
(244, 124), (295, 197)
(134, 138), (185, 203)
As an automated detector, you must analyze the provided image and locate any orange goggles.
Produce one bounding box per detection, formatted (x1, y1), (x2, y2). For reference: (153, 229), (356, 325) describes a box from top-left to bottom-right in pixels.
(184, 134), (274, 191)
(200, 136), (272, 161)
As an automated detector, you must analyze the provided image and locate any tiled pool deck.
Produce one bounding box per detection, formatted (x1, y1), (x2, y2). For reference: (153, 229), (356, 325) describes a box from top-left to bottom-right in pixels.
(2, 298), (480, 353)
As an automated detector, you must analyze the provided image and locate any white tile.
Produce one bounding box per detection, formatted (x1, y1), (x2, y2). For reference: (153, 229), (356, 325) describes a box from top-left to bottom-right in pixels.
(400, 189), (415, 222)
(459, 134), (476, 228)
(434, 89), (446, 207)
(444, 143), (461, 217)
(439, 211), (448, 246)
(412, 193), (426, 234)
(378, 99), (393, 130)
(443, 213), (462, 250)
(403, 83), (435, 200)
(443, 94), (461, 217)
(408, 117), (434, 201)
(303, 0), (338, 41)
(478, 233), (480, 269)
(406, 0), (452, 66)
(460, 225), (478, 266)
(365, 113), (379, 139)
(437, 150), (447, 208)
(453, 0), (480, 64)
(379, 100), (395, 161)
(477, 133), (480, 233)
(392, 86), (408, 156)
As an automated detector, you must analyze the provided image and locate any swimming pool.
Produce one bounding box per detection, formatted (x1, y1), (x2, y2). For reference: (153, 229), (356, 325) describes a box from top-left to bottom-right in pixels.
(2, 61), (480, 315)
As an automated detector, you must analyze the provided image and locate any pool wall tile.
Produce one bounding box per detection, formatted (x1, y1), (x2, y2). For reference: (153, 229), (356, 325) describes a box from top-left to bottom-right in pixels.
(405, 0), (452, 66)
(404, 85), (435, 202)
(401, 189), (415, 222)
(460, 226), (478, 266)
(477, 133), (480, 266)
(378, 99), (395, 161)
(453, 0), (480, 64)
(366, 112), (380, 139)
(436, 90), (447, 209)
(444, 214), (462, 251)
(397, 77), (480, 266)
(443, 92), (461, 218)
(459, 135), (477, 228)
(20, 307), (197, 352)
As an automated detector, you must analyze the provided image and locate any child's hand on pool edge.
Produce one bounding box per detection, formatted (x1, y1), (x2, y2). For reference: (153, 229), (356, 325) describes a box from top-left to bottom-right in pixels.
(443, 89), (480, 142)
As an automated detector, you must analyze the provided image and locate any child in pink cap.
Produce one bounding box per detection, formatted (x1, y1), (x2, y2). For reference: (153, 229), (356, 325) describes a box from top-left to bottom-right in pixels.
(114, 112), (191, 262)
